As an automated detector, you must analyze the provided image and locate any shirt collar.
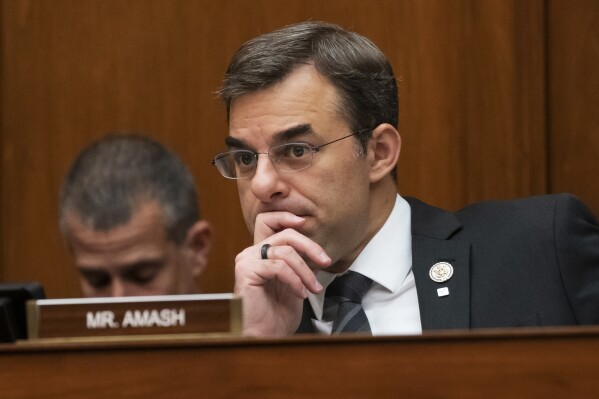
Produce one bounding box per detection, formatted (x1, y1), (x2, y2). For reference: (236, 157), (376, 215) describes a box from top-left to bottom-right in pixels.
(309, 194), (412, 318)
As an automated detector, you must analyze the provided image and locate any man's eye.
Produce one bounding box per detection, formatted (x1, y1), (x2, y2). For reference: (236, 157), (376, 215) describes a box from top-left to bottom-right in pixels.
(125, 266), (161, 284)
(81, 272), (111, 289)
(234, 152), (255, 166)
(284, 144), (308, 158)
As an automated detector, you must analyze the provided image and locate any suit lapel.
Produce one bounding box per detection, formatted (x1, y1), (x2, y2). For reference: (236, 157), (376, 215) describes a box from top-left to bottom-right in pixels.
(296, 197), (472, 333)
(406, 197), (471, 330)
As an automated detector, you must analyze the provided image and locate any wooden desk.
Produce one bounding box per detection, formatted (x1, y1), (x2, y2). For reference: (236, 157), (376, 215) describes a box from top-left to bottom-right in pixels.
(1, 327), (599, 398)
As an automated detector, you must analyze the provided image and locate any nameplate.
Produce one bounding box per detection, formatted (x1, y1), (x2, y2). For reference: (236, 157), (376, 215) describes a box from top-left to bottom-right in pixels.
(26, 294), (241, 340)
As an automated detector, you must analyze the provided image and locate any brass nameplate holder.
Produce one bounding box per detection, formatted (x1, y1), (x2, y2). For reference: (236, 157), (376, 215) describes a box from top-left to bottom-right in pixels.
(26, 294), (241, 340)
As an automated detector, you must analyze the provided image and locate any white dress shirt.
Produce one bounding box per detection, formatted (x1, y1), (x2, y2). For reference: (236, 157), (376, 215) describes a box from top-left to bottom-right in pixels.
(307, 194), (422, 335)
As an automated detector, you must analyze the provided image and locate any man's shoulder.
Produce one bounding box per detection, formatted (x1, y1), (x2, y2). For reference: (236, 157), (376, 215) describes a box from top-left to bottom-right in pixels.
(457, 193), (578, 215)
(455, 193), (596, 225)
(407, 193), (583, 220)
(406, 193), (596, 238)
(463, 192), (579, 208)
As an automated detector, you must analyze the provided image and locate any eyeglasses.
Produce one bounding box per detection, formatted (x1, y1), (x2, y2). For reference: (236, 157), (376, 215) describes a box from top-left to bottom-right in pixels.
(212, 133), (359, 179)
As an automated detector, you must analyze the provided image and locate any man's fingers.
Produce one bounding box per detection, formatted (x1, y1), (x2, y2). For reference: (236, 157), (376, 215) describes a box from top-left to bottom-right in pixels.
(239, 212), (332, 297)
(265, 244), (324, 293)
(253, 212), (306, 243)
(261, 228), (331, 269)
(236, 234), (328, 295)
(250, 259), (310, 299)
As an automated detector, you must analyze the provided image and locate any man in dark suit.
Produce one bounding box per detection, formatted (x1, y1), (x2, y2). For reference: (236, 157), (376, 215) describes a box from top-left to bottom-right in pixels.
(212, 21), (599, 336)
(405, 194), (598, 330)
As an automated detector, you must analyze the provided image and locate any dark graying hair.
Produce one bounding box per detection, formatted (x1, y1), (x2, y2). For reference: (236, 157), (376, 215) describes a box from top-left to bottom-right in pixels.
(219, 21), (399, 157)
(59, 134), (200, 244)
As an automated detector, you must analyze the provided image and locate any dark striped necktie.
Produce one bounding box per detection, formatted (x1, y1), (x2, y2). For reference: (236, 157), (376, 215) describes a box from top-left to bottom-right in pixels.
(324, 271), (373, 334)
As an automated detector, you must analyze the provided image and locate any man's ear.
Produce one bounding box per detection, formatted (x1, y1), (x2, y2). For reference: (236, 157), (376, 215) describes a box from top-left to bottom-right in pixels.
(183, 220), (213, 277)
(367, 123), (401, 183)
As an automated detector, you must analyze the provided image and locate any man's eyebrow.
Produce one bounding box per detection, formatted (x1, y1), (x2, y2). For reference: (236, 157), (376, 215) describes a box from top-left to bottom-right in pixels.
(224, 124), (314, 149)
(225, 136), (247, 149)
(119, 259), (165, 275)
(272, 124), (313, 143)
(77, 267), (108, 277)
(77, 258), (164, 274)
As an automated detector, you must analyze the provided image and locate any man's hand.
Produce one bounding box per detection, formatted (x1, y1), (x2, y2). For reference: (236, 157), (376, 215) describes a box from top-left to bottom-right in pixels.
(234, 212), (330, 337)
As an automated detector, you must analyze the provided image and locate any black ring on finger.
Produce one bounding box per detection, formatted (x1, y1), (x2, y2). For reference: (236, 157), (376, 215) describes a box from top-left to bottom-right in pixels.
(260, 243), (271, 260)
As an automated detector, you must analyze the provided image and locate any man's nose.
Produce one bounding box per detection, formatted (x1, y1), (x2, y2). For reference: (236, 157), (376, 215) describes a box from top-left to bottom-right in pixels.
(110, 279), (128, 297)
(250, 155), (289, 202)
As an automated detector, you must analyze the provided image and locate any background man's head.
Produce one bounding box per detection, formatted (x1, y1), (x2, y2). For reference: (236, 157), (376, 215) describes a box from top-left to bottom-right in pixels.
(60, 134), (212, 297)
(220, 21), (398, 168)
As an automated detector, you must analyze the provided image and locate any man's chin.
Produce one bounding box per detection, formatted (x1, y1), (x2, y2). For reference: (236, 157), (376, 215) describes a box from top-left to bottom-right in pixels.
(304, 259), (321, 272)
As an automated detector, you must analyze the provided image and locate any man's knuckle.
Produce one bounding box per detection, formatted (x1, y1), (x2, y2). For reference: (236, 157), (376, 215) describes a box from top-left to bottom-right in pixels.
(280, 246), (295, 257)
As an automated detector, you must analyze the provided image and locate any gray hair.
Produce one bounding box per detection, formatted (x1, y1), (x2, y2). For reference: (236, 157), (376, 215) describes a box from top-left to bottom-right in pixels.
(59, 134), (200, 244)
(219, 21), (398, 158)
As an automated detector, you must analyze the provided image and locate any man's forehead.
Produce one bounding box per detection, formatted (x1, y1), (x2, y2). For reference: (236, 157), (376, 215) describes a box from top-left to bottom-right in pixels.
(66, 207), (173, 272)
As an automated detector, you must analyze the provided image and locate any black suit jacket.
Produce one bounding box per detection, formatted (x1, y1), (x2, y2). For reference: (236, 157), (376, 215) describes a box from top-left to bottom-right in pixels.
(298, 193), (599, 332)
(409, 193), (599, 330)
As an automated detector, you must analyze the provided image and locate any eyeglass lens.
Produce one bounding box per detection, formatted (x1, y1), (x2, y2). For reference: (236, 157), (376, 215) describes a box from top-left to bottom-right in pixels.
(213, 132), (360, 179)
(215, 143), (314, 178)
